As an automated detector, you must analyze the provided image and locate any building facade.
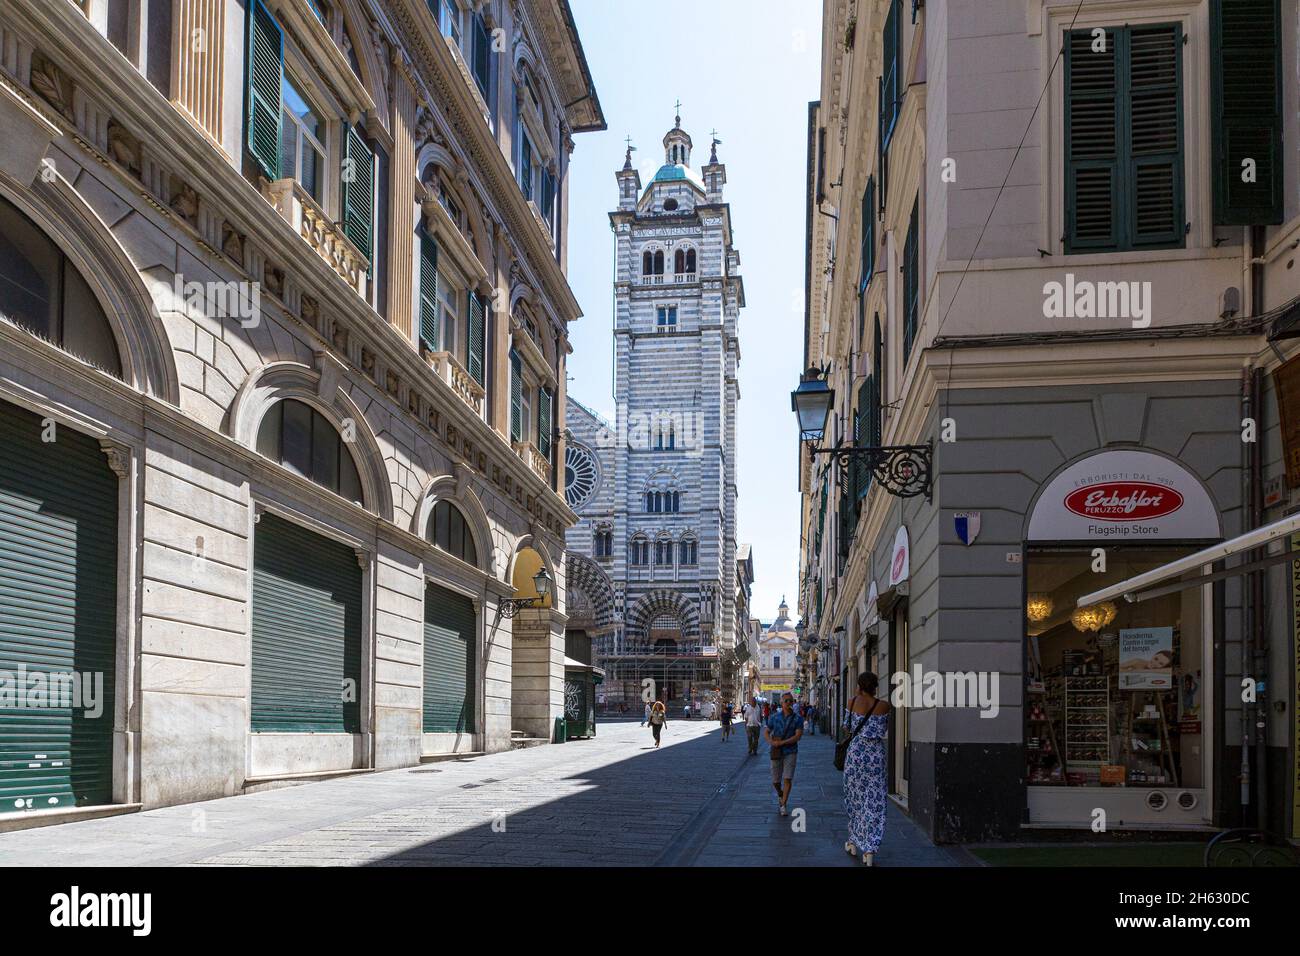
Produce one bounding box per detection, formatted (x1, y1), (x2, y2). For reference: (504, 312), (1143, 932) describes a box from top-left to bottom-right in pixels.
(0, 0), (602, 826)
(756, 600), (798, 707)
(800, 0), (1300, 842)
(564, 117), (745, 715)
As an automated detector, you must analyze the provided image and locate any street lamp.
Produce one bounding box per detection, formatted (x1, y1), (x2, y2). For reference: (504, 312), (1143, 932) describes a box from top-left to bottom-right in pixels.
(501, 567), (554, 618)
(790, 366), (933, 499)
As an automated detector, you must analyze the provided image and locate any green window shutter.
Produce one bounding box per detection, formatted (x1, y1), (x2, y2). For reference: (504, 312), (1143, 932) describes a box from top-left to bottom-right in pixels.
(859, 177), (875, 293)
(467, 291), (486, 386)
(341, 124), (375, 265)
(471, 13), (492, 100)
(1211, 0), (1283, 225)
(871, 314), (884, 444)
(0, 400), (118, 814)
(881, 0), (900, 151)
(519, 135), (533, 200)
(1065, 27), (1120, 251)
(855, 379), (872, 500)
(510, 349), (523, 442)
(1066, 24), (1184, 252)
(418, 230), (439, 351)
(537, 387), (552, 458)
(245, 0), (282, 181)
(424, 583), (475, 734)
(877, 76), (889, 215)
(251, 514), (363, 733)
(902, 198), (919, 366)
(1128, 24), (1183, 247)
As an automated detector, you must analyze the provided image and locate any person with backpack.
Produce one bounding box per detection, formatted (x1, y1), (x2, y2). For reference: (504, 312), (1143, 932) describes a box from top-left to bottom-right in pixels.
(648, 699), (667, 747)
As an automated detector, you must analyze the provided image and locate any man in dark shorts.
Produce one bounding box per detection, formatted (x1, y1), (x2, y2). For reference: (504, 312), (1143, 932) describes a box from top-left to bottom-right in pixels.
(765, 693), (804, 817)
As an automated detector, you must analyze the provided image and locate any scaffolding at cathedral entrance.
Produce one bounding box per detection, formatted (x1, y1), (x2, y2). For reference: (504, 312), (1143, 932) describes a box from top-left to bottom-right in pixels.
(593, 634), (720, 718)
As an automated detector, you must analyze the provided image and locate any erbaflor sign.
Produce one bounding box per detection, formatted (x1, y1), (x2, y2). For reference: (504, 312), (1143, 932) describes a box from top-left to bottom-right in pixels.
(1027, 450), (1219, 541)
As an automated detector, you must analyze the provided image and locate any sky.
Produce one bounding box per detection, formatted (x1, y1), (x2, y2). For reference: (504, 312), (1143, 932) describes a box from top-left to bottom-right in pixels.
(564, 0), (823, 626)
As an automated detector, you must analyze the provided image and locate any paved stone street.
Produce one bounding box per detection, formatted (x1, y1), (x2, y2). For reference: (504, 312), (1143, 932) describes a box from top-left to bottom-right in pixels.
(0, 721), (968, 867)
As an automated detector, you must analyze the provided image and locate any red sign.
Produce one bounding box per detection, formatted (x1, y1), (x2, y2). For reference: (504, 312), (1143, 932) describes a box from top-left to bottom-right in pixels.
(1063, 482), (1184, 522)
(892, 546), (907, 581)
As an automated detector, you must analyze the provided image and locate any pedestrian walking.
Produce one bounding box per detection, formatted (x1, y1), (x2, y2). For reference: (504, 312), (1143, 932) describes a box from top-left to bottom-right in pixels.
(642, 700), (650, 727)
(744, 697), (762, 755)
(648, 699), (667, 747)
(841, 673), (890, 866)
(806, 703), (817, 736)
(720, 701), (734, 740)
(764, 693), (804, 817)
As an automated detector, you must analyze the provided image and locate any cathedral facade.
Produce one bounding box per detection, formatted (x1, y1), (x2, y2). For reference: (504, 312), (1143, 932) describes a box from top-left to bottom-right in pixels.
(564, 117), (744, 714)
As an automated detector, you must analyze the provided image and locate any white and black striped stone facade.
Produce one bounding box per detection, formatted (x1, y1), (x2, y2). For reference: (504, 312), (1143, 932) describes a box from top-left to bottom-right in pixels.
(564, 121), (745, 710)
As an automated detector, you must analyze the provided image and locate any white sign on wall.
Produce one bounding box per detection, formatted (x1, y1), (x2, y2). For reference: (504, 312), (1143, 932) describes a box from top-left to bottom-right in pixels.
(1027, 450), (1220, 541)
(888, 526), (910, 586)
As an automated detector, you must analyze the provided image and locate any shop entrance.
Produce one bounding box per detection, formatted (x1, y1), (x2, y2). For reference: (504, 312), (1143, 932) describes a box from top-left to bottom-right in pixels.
(1024, 545), (1212, 826)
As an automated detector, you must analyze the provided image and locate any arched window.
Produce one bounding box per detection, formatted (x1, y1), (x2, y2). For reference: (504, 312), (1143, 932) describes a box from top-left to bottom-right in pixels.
(256, 399), (364, 504)
(671, 491), (680, 513)
(642, 250), (653, 275)
(674, 248), (685, 274)
(426, 499), (478, 567)
(655, 537), (673, 566)
(679, 537), (697, 566)
(630, 535), (649, 566)
(0, 195), (122, 377)
(686, 248), (696, 273)
(653, 250), (664, 275)
(595, 527), (613, 558)
(667, 423), (676, 450)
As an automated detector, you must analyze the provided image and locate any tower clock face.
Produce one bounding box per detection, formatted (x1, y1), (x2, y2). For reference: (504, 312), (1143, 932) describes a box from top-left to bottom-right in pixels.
(565, 443), (599, 509)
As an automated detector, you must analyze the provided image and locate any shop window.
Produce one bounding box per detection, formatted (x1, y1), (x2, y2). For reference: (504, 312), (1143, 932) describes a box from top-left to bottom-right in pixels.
(0, 196), (122, 377)
(1025, 546), (1206, 790)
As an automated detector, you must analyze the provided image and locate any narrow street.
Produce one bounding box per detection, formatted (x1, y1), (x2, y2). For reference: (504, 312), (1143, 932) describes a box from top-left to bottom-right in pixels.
(0, 722), (965, 867)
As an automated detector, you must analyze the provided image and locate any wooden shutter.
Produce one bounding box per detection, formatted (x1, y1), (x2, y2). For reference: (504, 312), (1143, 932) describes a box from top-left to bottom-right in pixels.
(251, 514), (363, 733)
(341, 124), (375, 265)
(1128, 25), (1183, 247)
(471, 13), (491, 98)
(1065, 27), (1120, 251)
(903, 199), (919, 365)
(0, 400), (117, 815)
(244, 0), (282, 181)
(881, 0), (900, 149)
(519, 135), (533, 200)
(467, 291), (485, 386)
(855, 379), (872, 500)
(510, 349), (523, 442)
(860, 177), (875, 293)
(418, 230), (439, 351)
(537, 387), (552, 458)
(1211, 0), (1283, 225)
(423, 583), (475, 734)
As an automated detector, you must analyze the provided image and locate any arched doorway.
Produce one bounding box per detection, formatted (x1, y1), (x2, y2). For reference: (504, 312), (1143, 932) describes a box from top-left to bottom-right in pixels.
(509, 544), (556, 741)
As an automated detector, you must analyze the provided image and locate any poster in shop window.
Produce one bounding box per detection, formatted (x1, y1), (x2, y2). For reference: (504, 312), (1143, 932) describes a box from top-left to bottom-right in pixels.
(1118, 626), (1174, 690)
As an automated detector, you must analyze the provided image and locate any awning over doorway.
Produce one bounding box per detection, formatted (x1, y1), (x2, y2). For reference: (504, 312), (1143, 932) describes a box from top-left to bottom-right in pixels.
(1076, 511), (1300, 606)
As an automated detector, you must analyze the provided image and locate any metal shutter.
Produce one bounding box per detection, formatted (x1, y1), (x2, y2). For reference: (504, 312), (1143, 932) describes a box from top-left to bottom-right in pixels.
(0, 400), (118, 814)
(423, 583), (475, 733)
(251, 514), (362, 733)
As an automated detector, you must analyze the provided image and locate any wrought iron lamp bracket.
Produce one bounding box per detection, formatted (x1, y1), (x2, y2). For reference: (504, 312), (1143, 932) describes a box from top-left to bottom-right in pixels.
(812, 441), (933, 500)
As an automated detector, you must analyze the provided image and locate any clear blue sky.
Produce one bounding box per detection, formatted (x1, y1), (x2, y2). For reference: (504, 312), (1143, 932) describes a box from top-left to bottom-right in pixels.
(564, 0), (823, 626)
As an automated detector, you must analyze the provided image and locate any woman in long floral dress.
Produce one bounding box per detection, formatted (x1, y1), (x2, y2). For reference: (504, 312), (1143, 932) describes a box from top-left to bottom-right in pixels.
(842, 672), (890, 865)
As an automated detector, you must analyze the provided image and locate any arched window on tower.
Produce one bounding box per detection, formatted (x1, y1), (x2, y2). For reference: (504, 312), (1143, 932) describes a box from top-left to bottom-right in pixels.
(653, 250), (664, 275)
(643, 250), (653, 275)
(655, 536), (673, 567)
(630, 534), (649, 566)
(686, 248), (696, 274)
(674, 248), (685, 274)
(667, 423), (676, 450)
(679, 535), (697, 566)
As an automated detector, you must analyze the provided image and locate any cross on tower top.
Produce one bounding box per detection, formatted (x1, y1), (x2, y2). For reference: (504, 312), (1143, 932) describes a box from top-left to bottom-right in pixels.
(674, 99), (682, 127)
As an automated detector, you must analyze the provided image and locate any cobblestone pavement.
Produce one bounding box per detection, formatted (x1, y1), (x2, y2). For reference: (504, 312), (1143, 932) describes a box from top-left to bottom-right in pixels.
(0, 720), (970, 866)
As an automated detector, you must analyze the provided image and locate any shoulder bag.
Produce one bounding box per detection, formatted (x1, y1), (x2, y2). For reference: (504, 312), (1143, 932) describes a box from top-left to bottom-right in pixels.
(834, 699), (880, 772)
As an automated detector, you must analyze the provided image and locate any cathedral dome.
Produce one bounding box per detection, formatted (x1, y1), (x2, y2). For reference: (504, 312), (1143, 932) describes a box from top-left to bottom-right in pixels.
(649, 162), (706, 192)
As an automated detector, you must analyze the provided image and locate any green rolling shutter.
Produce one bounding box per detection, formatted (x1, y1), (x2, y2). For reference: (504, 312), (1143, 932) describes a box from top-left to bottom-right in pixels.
(341, 125), (375, 265)
(245, 0), (283, 181)
(467, 291), (486, 386)
(423, 583), (475, 733)
(537, 387), (552, 458)
(251, 514), (362, 733)
(509, 349), (523, 442)
(1211, 0), (1283, 225)
(0, 400), (117, 814)
(418, 230), (439, 352)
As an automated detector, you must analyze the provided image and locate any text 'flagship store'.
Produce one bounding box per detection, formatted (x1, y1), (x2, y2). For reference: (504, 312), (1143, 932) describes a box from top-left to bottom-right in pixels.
(1022, 449), (1223, 829)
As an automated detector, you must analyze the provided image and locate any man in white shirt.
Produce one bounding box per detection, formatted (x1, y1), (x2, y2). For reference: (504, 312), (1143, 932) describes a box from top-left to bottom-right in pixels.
(743, 698), (763, 756)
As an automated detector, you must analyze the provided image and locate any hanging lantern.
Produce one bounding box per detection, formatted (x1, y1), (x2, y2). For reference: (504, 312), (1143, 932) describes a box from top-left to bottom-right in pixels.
(1026, 593), (1054, 623)
(1071, 601), (1116, 633)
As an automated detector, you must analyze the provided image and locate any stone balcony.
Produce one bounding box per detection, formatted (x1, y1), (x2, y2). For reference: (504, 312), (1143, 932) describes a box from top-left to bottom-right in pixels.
(424, 349), (485, 419)
(512, 439), (551, 485)
(265, 177), (368, 300)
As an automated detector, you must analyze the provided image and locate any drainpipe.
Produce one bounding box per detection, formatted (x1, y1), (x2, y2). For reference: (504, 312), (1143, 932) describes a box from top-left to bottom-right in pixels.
(1240, 365), (1253, 817)
(1250, 224), (1270, 831)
